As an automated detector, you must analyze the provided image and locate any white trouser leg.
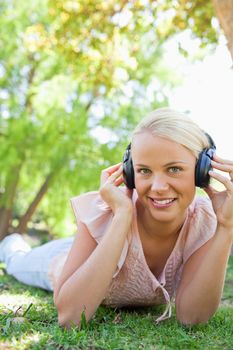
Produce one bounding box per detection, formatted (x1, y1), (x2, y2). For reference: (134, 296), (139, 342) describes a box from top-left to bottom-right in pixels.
(0, 233), (73, 291)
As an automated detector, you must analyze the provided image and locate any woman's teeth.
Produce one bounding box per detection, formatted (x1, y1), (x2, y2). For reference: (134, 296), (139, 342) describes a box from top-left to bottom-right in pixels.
(152, 198), (174, 205)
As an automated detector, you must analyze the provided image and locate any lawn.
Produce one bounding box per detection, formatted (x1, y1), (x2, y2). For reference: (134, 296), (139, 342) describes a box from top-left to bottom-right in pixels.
(0, 257), (232, 350)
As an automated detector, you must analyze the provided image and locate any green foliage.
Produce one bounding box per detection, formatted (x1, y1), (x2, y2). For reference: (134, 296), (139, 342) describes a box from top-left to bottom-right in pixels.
(0, 0), (222, 236)
(156, 0), (219, 43)
(0, 0), (174, 235)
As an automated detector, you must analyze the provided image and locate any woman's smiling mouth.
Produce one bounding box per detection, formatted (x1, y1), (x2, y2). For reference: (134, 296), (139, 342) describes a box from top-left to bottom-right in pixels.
(149, 197), (177, 208)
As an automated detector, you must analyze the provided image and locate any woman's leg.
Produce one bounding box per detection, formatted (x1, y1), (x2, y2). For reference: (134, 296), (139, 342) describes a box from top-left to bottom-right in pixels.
(0, 233), (74, 291)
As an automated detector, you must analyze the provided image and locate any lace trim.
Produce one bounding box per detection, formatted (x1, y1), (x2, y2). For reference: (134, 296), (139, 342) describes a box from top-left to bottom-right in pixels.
(155, 286), (172, 324)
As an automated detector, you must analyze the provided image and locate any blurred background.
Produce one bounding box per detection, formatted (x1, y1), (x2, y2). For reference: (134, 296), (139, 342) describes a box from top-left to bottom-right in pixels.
(0, 0), (232, 240)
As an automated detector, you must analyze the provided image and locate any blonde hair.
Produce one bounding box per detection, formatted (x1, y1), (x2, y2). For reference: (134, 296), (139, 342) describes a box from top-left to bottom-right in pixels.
(132, 107), (211, 159)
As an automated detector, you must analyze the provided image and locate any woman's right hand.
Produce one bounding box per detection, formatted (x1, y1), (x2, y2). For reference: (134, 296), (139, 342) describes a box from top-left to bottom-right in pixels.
(99, 163), (133, 215)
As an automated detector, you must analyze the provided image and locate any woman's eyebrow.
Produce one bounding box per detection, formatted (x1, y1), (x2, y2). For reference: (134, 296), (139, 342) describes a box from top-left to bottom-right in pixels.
(135, 161), (188, 167)
(134, 163), (150, 167)
(164, 161), (188, 166)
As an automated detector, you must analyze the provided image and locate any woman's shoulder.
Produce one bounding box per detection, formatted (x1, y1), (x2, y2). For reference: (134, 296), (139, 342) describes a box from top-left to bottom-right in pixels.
(71, 190), (108, 209)
(70, 189), (132, 276)
(70, 188), (137, 238)
(70, 188), (137, 219)
(188, 195), (215, 219)
(182, 195), (217, 263)
(70, 191), (112, 239)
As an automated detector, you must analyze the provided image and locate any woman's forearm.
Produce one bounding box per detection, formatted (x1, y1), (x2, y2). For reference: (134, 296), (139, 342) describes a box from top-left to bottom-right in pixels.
(55, 208), (132, 328)
(176, 226), (233, 325)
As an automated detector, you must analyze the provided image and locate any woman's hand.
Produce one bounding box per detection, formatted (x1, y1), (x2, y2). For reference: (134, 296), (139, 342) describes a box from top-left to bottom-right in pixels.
(204, 154), (233, 232)
(99, 163), (133, 214)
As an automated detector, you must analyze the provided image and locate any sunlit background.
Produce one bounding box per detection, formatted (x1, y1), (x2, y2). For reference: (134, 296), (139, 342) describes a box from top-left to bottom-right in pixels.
(93, 34), (233, 159)
(167, 35), (233, 159)
(1, 1), (232, 238)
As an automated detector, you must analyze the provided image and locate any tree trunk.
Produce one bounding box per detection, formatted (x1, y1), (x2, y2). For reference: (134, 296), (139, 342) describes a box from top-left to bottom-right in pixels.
(0, 165), (22, 240)
(212, 0), (233, 256)
(212, 0), (233, 61)
(15, 172), (55, 234)
(0, 208), (13, 240)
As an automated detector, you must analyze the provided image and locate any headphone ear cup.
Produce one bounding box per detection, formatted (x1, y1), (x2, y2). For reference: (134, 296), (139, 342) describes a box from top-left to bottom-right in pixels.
(122, 145), (135, 189)
(195, 150), (212, 188)
(196, 132), (216, 188)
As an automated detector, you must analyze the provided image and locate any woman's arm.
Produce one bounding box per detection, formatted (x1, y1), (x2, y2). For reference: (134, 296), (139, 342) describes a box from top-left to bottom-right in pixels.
(54, 163), (133, 328)
(175, 226), (233, 325)
(176, 154), (233, 325)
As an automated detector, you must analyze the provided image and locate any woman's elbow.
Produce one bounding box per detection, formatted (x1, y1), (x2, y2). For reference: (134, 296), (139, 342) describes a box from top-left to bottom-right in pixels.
(176, 315), (209, 326)
(57, 312), (69, 328)
(175, 298), (218, 326)
(57, 308), (82, 329)
(53, 297), (76, 328)
(54, 293), (96, 328)
(58, 311), (75, 329)
(176, 309), (216, 326)
(56, 303), (92, 329)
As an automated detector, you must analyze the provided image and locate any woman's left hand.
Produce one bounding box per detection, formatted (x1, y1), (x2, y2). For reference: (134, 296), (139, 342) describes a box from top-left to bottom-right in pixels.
(204, 154), (233, 230)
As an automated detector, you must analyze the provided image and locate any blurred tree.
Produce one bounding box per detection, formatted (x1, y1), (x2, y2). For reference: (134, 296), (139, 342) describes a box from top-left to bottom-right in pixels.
(153, 0), (232, 60)
(212, 0), (233, 60)
(0, 0), (174, 238)
(1, 0), (230, 239)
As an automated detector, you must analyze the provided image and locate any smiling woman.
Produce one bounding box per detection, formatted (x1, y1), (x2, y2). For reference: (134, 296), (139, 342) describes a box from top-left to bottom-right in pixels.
(0, 107), (233, 328)
(132, 133), (196, 225)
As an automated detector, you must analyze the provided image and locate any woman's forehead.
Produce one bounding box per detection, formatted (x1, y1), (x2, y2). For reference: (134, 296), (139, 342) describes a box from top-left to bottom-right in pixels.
(132, 132), (176, 150)
(131, 132), (195, 162)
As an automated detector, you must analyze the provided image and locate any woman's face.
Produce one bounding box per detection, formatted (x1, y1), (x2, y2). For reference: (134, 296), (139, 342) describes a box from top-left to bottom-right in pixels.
(132, 132), (196, 224)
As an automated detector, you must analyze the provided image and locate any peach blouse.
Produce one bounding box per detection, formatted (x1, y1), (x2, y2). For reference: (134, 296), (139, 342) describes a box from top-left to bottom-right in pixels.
(48, 190), (216, 322)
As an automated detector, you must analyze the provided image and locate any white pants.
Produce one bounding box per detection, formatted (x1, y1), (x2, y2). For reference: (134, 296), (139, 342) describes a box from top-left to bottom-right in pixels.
(0, 233), (73, 291)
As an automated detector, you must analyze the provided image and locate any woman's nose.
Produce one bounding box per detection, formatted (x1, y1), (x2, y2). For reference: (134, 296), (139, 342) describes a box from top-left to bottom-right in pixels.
(150, 174), (169, 192)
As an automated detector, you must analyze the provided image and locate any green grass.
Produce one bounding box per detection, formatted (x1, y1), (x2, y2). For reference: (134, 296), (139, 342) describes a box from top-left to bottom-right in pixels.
(0, 258), (233, 350)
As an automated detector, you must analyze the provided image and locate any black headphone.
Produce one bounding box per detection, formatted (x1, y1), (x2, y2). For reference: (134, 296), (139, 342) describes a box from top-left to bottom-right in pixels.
(122, 133), (216, 189)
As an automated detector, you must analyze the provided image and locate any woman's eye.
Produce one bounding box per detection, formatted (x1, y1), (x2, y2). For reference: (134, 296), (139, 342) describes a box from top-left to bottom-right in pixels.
(168, 167), (182, 174)
(138, 168), (151, 174)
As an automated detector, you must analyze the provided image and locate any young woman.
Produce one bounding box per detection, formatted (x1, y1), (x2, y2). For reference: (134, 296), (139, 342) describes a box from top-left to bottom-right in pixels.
(1, 108), (233, 327)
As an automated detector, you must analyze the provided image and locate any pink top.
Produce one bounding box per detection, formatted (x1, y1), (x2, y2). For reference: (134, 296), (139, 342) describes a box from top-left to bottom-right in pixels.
(48, 190), (216, 322)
